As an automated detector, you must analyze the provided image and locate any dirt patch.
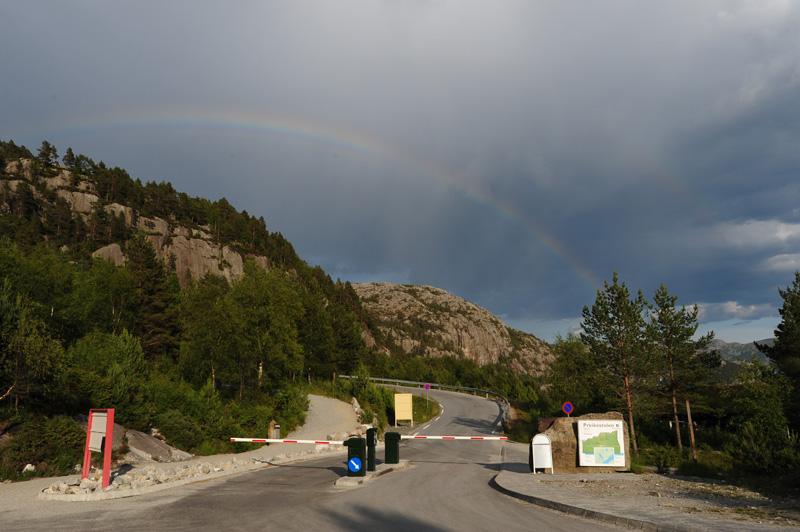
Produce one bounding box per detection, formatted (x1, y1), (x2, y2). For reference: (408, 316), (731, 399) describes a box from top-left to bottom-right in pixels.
(540, 473), (800, 527)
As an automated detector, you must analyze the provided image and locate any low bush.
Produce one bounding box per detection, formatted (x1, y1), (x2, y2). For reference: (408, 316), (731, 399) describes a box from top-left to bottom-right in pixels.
(0, 413), (84, 481)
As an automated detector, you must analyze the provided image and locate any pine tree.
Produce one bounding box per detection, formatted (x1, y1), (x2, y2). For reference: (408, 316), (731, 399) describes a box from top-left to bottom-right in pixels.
(62, 147), (76, 169)
(581, 271), (650, 454)
(648, 284), (718, 450)
(36, 141), (57, 166)
(125, 232), (180, 358)
(757, 271), (800, 429)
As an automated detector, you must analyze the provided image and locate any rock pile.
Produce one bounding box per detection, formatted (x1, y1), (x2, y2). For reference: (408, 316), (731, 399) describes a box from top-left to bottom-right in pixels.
(41, 443), (349, 499)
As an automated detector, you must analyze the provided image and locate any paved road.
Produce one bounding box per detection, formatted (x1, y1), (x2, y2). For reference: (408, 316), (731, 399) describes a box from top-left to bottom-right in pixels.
(5, 389), (622, 531)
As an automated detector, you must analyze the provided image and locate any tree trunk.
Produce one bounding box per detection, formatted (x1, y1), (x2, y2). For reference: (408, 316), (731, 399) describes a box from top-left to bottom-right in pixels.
(0, 383), (15, 402)
(671, 388), (683, 451)
(624, 375), (638, 454)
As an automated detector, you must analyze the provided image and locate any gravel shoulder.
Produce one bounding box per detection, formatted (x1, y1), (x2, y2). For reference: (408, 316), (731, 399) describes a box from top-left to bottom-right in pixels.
(499, 440), (800, 530)
(538, 470), (800, 528)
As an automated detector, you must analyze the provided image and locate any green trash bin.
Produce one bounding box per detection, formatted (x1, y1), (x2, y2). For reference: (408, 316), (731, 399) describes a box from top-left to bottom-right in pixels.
(366, 428), (377, 472)
(385, 432), (401, 464)
(343, 437), (366, 477)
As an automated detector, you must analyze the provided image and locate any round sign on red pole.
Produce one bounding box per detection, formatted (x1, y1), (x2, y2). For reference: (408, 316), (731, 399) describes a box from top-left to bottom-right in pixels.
(563, 401), (573, 415)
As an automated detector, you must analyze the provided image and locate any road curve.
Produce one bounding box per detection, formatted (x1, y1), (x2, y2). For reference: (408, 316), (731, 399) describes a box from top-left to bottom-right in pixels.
(4, 388), (623, 531)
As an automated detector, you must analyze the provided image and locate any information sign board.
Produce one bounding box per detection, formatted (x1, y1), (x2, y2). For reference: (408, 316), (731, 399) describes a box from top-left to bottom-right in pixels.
(394, 393), (413, 427)
(577, 419), (625, 467)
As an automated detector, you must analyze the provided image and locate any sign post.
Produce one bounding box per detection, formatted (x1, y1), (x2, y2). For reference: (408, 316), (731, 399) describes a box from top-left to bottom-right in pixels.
(81, 409), (115, 489)
(424, 383), (430, 408)
(562, 401), (573, 417)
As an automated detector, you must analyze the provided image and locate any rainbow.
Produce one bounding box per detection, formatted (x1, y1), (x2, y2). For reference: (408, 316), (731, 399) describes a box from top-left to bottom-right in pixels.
(48, 108), (603, 290)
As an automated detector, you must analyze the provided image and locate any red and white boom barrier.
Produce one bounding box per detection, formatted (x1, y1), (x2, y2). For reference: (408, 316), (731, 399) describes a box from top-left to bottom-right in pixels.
(230, 438), (344, 444)
(402, 435), (507, 440)
(230, 435), (507, 443)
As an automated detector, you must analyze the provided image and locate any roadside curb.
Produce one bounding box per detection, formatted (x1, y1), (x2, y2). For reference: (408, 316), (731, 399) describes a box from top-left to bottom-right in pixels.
(490, 444), (711, 532)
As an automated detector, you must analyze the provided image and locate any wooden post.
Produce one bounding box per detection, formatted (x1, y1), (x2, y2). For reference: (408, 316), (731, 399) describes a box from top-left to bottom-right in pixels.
(685, 400), (698, 463)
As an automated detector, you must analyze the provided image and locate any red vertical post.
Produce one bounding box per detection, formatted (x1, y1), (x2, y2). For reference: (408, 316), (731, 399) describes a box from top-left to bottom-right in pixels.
(81, 409), (115, 489)
(81, 413), (95, 480)
(102, 409), (114, 489)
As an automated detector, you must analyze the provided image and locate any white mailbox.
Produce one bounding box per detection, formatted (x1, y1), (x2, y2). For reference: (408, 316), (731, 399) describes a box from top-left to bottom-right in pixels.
(87, 411), (107, 452)
(531, 434), (554, 474)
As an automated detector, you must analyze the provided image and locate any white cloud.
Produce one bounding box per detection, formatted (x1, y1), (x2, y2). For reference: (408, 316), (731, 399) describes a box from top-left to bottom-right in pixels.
(706, 220), (800, 249)
(696, 301), (774, 323)
(761, 253), (800, 271)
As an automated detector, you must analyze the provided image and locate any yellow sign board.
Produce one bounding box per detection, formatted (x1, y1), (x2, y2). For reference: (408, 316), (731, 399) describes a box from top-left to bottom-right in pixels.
(394, 393), (413, 427)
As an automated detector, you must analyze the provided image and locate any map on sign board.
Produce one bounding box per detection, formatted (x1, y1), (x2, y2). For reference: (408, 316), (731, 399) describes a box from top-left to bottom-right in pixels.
(577, 420), (625, 467)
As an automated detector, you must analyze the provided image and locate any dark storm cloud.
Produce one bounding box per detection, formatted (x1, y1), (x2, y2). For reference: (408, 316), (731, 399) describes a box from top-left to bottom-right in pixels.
(2, 1), (800, 342)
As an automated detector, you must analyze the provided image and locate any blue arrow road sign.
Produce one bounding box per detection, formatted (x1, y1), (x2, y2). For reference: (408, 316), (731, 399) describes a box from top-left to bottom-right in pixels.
(348, 457), (362, 473)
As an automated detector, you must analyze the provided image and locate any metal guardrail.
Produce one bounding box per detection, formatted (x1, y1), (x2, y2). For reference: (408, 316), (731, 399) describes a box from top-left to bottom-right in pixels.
(339, 376), (509, 406)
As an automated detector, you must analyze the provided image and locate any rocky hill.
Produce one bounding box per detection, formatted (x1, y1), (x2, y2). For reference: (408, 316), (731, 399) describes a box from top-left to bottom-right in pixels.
(3, 154), (552, 378)
(353, 282), (553, 376)
(3, 159), (269, 287)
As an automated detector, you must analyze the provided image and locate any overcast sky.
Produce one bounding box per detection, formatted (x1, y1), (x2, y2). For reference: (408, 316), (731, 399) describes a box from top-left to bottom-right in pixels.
(2, 1), (799, 343)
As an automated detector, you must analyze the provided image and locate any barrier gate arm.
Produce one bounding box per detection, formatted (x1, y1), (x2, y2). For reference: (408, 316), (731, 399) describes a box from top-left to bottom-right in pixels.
(230, 436), (507, 443)
(402, 435), (507, 440)
(230, 438), (344, 444)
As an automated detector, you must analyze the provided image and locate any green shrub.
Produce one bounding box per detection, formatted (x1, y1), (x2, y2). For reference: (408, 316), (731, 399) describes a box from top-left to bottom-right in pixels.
(725, 421), (800, 474)
(155, 409), (203, 450)
(275, 386), (309, 435)
(0, 414), (84, 481)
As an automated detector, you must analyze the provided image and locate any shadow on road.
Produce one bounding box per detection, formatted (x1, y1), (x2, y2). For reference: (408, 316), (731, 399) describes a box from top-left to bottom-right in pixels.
(450, 415), (506, 433)
(265, 461), (348, 476)
(403, 457), (502, 472)
(327, 504), (451, 532)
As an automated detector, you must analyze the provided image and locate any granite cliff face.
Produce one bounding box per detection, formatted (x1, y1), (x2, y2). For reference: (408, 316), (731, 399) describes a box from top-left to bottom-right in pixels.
(353, 282), (553, 376)
(4, 162), (268, 286)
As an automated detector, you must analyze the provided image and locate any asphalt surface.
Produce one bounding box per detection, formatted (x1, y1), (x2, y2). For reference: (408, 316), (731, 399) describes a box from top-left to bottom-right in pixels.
(1, 388), (621, 531)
